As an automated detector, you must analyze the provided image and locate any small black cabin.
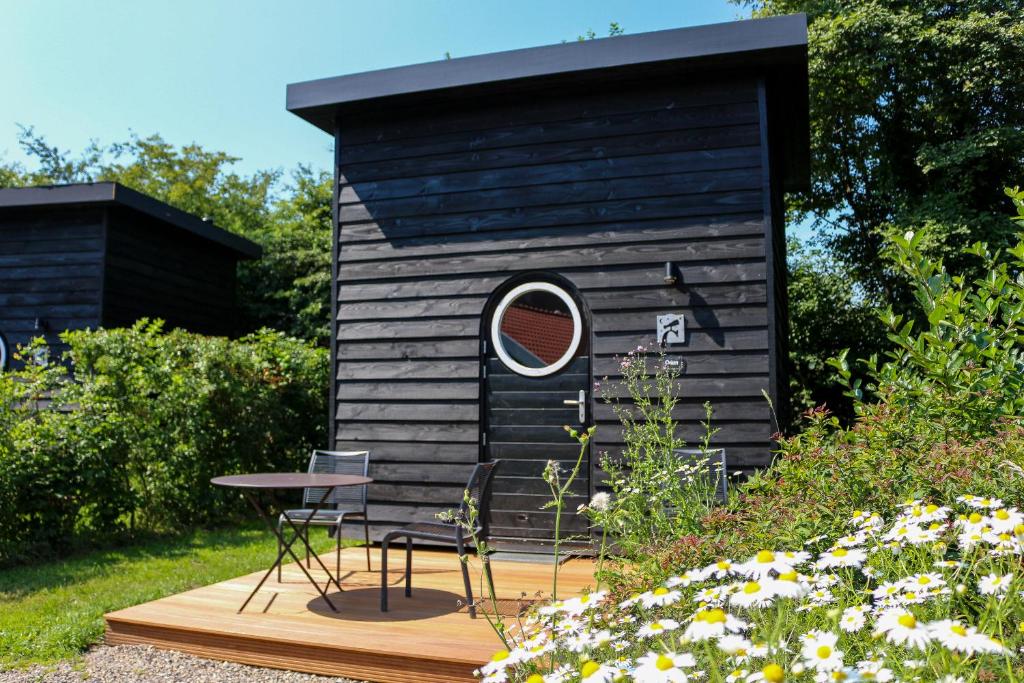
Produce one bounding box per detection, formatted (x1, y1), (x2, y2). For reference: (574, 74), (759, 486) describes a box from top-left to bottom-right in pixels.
(287, 15), (810, 551)
(0, 182), (261, 365)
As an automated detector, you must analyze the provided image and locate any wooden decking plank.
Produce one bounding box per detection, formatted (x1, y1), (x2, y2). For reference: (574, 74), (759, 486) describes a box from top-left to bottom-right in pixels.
(105, 546), (594, 683)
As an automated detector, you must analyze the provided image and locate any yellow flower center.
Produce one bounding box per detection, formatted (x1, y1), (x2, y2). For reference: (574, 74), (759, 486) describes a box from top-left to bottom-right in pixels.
(853, 510), (862, 518)
(778, 571), (798, 582)
(650, 622), (664, 631)
(917, 576), (931, 585)
(581, 661), (600, 678)
(912, 507), (922, 517)
(904, 591), (917, 600)
(982, 498), (992, 506)
(527, 676), (545, 683)
(656, 655), (675, 671)
(816, 645), (832, 659)
(928, 523), (941, 531)
(654, 587), (670, 596)
(743, 582), (762, 594)
(969, 512), (983, 524)
(898, 614), (917, 629)
(698, 608), (727, 624)
(1015, 524), (1024, 536)
(926, 504), (938, 513)
(762, 663), (785, 683)
(951, 625), (968, 637)
(1000, 533), (1011, 541)
(756, 550), (775, 563)
(717, 561), (731, 570)
(832, 548), (848, 557)
(491, 650), (509, 662)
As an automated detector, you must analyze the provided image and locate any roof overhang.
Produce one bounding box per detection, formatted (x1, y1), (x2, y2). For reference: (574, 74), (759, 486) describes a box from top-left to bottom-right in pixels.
(286, 13), (808, 191)
(0, 182), (262, 259)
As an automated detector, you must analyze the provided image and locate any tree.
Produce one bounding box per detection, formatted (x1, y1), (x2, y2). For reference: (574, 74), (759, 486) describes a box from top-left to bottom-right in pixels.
(0, 129), (332, 344)
(732, 1), (1024, 423)
(739, 1), (1024, 298)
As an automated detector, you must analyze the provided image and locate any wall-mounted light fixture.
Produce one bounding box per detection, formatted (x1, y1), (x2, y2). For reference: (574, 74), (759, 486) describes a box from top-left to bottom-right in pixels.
(663, 261), (678, 286)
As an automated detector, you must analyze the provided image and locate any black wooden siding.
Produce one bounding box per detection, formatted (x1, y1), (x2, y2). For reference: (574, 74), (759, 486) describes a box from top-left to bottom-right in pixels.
(0, 207), (105, 358)
(102, 207), (239, 336)
(332, 76), (784, 542)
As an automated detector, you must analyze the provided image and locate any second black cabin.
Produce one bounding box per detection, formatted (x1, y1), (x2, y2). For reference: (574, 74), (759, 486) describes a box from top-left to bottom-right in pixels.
(287, 15), (810, 551)
(0, 182), (261, 365)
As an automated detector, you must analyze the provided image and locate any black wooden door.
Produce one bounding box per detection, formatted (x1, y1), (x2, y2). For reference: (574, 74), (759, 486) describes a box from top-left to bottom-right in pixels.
(483, 282), (590, 551)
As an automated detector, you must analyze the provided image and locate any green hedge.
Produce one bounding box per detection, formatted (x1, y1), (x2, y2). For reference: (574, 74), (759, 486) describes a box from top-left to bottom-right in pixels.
(0, 321), (328, 564)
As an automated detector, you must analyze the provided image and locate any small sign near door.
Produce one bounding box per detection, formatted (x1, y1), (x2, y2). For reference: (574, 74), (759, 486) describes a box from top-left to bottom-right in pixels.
(657, 314), (685, 346)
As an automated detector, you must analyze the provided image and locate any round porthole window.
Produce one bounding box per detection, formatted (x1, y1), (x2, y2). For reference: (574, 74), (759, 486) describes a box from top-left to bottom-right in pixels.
(490, 282), (582, 377)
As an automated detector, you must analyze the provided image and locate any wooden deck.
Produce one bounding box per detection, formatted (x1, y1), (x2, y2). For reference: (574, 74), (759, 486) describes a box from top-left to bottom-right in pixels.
(105, 546), (595, 682)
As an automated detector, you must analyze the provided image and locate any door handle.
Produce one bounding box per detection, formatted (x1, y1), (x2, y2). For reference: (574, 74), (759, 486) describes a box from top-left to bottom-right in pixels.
(562, 390), (586, 424)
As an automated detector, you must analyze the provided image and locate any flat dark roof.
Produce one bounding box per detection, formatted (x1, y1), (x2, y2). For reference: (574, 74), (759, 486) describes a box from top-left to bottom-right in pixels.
(0, 182), (261, 259)
(287, 14), (808, 133)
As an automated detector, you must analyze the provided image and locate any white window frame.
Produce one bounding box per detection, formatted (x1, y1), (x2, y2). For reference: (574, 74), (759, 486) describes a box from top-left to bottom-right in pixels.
(490, 281), (582, 378)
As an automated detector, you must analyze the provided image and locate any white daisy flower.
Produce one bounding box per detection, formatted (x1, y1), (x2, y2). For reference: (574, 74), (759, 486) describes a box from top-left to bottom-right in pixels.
(901, 572), (945, 591)
(901, 503), (949, 524)
(633, 651), (696, 683)
(834, 532), (867, 548)
(839, 606), (867, 632)
(638, 619), (681, 638)
(579, 659), (622, 683)
(682, 609), (748, 642)
(480, 649), (514, 676)
(562, 591), (607, 614)
(800, 630), (843, 672)
(668, 570), (701, 588)
(815, 548), (866, 569)
(959, 495), (1002, 509)
(717, 635), (767, 664)
(727, 669), (751, 683)
(854, 661), (893, 682)
(703, 559), (738, 580)
(640, 586), (682, 608)
(874, 609), (930, 649)
(730, 580), (778, 609)
(978, 573), (1013, 596)
(927, 619), (1007, 655)
(768, 576), (808, 599)
(737, 550), (797, 578)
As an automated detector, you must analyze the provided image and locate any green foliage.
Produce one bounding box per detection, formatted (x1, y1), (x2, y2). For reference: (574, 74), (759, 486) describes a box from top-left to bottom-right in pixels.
(610, 200), (1024, 588)
(0, 322), (328, 564)
(740, 0), (1024, 298)
(786, 239), (885, 424)
(0, 129), (333, 344)
(735, 1), (1024, 421)
(594, 347), (724, 575)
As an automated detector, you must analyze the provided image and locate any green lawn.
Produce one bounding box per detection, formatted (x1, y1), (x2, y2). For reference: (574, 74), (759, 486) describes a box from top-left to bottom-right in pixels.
(0, 525), (341, 669)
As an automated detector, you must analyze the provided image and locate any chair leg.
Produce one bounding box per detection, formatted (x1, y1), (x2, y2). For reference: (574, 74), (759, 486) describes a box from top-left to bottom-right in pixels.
(276, 519), (283, 583)
(364, 519), (372, 571)
(380, 536), (390, 612)
(456, 537), (475, 618)
(336, 523), (341, 583)
(305, 527), (311, 568)
(405, 538), (413, 597)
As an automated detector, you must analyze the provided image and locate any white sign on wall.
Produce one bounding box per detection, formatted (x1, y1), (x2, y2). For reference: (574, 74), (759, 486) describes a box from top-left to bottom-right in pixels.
(657, 314), (685, 347)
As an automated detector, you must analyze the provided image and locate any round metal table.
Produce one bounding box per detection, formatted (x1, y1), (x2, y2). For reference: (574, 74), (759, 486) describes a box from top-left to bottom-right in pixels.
(212, 472), (373, 613)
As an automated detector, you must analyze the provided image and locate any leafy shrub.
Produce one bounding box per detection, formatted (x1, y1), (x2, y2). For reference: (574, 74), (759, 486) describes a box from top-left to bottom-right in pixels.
(0, 321), (327, 564)
(599, 190), (1024, 593)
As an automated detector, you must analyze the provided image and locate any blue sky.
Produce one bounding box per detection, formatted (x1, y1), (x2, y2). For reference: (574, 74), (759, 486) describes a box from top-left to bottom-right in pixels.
(0, 1), (745, 178)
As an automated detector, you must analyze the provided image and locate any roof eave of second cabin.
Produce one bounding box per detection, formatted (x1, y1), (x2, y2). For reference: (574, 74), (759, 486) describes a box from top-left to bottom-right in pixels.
(0, 182), (262, 259)
(286, 13), (808, 133)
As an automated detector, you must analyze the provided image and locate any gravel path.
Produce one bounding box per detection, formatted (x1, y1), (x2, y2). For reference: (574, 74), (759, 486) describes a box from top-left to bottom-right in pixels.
(0, 645), (364, 683)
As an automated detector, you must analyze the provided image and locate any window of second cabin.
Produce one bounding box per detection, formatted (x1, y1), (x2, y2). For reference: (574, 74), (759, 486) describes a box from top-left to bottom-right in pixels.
(490, 282), (581, 377)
